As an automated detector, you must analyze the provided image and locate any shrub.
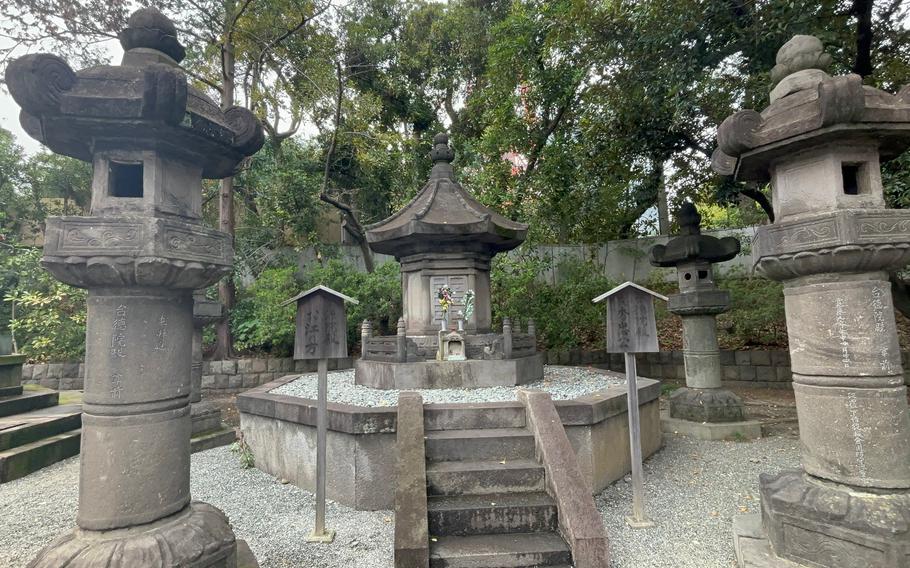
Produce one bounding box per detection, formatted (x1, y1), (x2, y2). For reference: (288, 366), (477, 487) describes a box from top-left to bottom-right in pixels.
(3, 246), (86, 361)
(491, 254), (616, 350)
(717, 271), (787, 348)
(231, 259), (402, 354)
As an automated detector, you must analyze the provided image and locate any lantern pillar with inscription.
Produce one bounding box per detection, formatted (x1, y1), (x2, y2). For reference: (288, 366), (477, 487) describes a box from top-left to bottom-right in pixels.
(5, 7), (264, 567)
(593, 282), (667, 529)
(649, 203), (760, 440)
(714, 35), (910, 567)
(283, 285), (358, 544)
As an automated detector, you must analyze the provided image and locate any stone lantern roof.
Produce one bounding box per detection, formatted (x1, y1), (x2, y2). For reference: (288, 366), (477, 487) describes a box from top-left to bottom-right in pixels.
(366, 133), (528, 258)
(649, 203), (740, 267)
(712, 35), (910, 182)
(4, 7), (264, 178)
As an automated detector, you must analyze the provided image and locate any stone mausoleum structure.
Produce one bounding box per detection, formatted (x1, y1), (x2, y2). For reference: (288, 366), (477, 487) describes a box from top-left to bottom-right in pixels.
(650, 203), (760, 440)
(713, 35), (910, 567)
(6, 7), (263, 567)
(355, 133), (544, 388)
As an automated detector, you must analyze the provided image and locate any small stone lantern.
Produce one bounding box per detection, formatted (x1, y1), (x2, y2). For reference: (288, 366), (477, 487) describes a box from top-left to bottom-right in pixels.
(649, 203), (757, 438)
(5, 7), (263, 567)
(714, 35), (910, 567)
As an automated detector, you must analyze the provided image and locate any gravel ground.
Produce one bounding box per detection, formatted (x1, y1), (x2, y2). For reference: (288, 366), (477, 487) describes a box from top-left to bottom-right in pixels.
(271, 365), (625, 406)
(0, 431), (799, 568)
(597, 431), (801, 568)
(0, 446), (393, 568)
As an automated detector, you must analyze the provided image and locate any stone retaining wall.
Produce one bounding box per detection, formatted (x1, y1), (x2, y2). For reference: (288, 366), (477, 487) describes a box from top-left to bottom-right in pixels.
(21, 349), (910, 390)
(22, 357), (353, 392)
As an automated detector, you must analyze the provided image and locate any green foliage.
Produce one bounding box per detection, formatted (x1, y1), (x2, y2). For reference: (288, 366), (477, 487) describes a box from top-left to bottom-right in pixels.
(491, 254), (615, 350)
(717, 271), (787, 349)
(2, 246), (86, 361)
(230, 434), (255, 469)
(231, 259), (402, 355)
(299, 259), (402, 341)
(231, 265), (299, 356)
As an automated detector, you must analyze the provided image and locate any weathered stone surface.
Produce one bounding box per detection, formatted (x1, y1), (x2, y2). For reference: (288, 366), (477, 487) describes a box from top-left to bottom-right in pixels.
(28, 502), (237, 568)
(668, 387), (746, 423)
(717, 35), (910, 568)
(6, 7), (263, 567)
(760, 470), (910, 568)
(355, 354), (544, 390)
(394, 393), (429, 568)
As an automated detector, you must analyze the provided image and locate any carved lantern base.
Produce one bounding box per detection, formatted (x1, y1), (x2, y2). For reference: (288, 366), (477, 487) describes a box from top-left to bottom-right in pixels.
(668, 387), (746, 423)
(736, 470), (910, 568)
(28, 502), (241, 568)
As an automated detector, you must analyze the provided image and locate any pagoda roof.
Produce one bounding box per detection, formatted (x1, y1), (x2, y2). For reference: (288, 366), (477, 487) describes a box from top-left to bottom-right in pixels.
(366, 134), (528, 257)
(649, 203), (741, 267)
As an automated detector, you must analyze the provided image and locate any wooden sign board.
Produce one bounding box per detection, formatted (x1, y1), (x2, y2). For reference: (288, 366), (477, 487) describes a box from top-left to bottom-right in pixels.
(593, 282), (666, 354)
(283, 286), (358, 360)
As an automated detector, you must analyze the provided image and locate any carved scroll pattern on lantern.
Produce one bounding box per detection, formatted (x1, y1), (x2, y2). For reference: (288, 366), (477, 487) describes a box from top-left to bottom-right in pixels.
(59, 222), (142, 253)
(165, 227), (223, 261)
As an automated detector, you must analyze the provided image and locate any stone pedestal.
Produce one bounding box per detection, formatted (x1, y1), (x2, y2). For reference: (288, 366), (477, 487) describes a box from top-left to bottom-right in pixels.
(5, 7), (263, 567)
(714, 34), (910, 568)
(0, 354), (26, 397)
(190, 292), (234, 450)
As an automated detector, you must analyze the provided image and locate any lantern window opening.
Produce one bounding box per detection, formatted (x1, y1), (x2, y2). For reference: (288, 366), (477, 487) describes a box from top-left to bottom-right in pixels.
(698, 270), (709, 279)
(684, 272), (692, 280)
(108, 160), (144, 198)
(841, 162), (867, 196)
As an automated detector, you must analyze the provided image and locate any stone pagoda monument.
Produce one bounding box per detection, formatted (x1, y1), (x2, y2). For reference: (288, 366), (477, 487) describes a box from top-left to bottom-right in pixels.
(6, 7), (263, 567)
(713, 35), (910, 567)
(356, 133), (543, 389)
(650, 203), (759, 440)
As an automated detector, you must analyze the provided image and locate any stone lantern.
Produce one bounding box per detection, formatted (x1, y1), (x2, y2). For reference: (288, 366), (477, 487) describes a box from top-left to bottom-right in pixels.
(649, 203), (759, 439)
(713, 35), (910, 567)
(366, 133), (527, 336)
(5, 7), (264, 567)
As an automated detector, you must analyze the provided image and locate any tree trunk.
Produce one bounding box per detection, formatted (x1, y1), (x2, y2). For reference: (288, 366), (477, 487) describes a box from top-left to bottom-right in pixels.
(852, 0), (874, 78)
(214, 12), (237, 360)
(656, 158), (669, 235)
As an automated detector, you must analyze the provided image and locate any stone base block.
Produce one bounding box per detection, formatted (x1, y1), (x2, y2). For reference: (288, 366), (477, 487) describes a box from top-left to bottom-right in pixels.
(757, 470), (910, 568)
(192, 401), (225, 436)
(0, 385), (23, 398)
(354, 354), (544, 390)
(668, 387), (746, 422)
(661, 411), (761, 441)
(733, 514), (800, 568)
(29, 502), (242, 567)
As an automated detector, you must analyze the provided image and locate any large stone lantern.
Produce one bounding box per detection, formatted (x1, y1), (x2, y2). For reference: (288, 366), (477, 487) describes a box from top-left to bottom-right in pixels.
(650, 203), (758, 440)
(714, 35), (910, 567)
(5, 7), (263, 567)
(356, 134), (542, 389)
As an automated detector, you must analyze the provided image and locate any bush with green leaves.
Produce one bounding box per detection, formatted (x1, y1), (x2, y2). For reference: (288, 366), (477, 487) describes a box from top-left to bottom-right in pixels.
(231, 259), (402, 355)
(2, 246), (86, 361)
(491, 254), (616, 350)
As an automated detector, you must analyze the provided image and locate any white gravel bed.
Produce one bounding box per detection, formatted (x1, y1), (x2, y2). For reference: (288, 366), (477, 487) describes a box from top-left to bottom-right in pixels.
(597, 431), (801, 567)
(270, 365), (626, 406)
(0, 446), (393, 568)
(0, 431), (800, 568)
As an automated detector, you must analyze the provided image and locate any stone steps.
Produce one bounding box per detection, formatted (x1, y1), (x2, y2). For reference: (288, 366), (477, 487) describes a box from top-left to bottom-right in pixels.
(0, 404), (82, 451)
(429, 532), (572, 568)
(422, 413), (572, 568)
(428, 491), (557, 536)
(0, 391), (59, 418)
(425, 428), (535, 462)
(426, 459), (546, 496)
(0, 428), (81, 483)
(424, 404), (526, 431)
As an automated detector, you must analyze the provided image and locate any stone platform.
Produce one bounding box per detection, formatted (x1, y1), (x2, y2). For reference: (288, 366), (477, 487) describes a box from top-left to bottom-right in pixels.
(661, 411), (761, 441)
(355, 353), (544, 390)
(237, 367), (662, 511)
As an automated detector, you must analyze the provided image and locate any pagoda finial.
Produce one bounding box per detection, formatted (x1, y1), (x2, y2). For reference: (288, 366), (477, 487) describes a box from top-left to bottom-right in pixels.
(118, 7), (186, 63)
(430, 132), (455, 163)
